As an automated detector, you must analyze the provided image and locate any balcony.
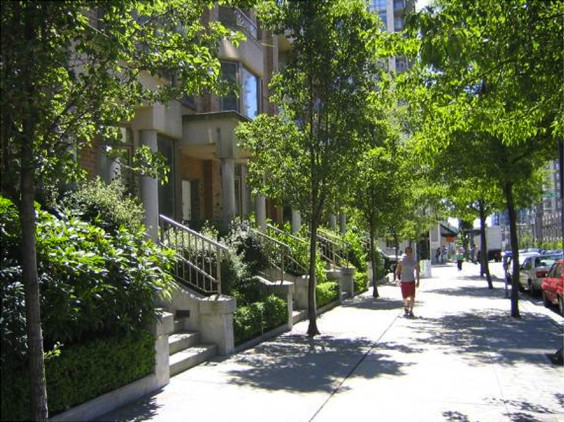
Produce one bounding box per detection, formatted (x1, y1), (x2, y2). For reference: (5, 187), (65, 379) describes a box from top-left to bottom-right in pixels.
(181, 111), (252, 160)
(218, 7), (258, 39)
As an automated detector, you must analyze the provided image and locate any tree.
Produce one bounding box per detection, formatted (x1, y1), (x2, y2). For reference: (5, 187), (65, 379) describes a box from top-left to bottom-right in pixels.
(238, 0), (383, 336)
(405, 0), (563, 317)
(0, 1), (248, 419)
(351, 145), (407, 297)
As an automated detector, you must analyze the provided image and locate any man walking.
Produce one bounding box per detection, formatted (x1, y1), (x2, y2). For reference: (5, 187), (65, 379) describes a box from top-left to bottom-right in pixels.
(395, 246), (420, 318)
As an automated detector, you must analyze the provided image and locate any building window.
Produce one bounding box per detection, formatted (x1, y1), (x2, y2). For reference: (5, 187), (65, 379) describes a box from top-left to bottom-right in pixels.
(241, 67), (259, 119)
(396, 56), (409, 72)
(370, 0), (387, 12)
(99, 127), (136, 194)
(220, 61), (261, 119)
(394, 16), (404, 31)
(220, 62), (238, 112)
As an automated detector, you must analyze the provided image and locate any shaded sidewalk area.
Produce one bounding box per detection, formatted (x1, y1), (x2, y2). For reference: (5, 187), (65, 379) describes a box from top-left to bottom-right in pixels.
(101, 263), (564, 422)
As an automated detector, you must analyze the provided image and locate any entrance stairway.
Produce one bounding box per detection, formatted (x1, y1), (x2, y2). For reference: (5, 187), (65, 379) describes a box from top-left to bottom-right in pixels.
(168, 316), (217, 377)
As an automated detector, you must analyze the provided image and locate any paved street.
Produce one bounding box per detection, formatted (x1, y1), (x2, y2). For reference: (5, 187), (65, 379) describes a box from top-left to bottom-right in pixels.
(101, 262), (564, 422)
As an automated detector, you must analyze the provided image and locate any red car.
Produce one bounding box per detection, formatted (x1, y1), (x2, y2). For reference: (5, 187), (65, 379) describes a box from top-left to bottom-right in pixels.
(541, 259), (564, 316)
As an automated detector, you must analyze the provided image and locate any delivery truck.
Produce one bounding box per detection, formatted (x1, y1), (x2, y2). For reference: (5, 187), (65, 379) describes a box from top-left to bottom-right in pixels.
(473, 225), (503, 262)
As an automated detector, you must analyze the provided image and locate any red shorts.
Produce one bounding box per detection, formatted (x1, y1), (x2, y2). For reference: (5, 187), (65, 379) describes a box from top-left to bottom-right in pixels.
(400, 281), (416, 299)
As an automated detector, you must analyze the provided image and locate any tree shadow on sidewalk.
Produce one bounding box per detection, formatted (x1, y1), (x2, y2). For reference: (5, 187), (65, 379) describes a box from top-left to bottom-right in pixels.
(224, 334), (415, 393)
(424, 285), (506, 299)
(98, 393), (163, 421)
(409, 309), (562, 367)
(342, 295), (405, 311)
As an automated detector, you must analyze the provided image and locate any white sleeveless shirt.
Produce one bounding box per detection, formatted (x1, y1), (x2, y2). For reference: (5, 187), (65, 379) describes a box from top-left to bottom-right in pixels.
(400, 256), (417, 282)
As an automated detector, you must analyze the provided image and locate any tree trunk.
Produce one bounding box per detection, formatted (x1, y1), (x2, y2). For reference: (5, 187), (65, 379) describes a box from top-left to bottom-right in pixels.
(478, 200), (493, 289)
(21, 119), (48, 420)
(504, 182), (520, 318)
(369, 225), (379, 298)
(307, 217), (320, 337)
(19, 4), (49, 419)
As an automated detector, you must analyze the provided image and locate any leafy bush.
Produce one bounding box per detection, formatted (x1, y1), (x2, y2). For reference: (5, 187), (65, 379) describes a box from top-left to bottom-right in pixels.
(316, 281), (339, 308)
(354, 271), (368, 293)
(0, 195), (174, 358)
(343, 228), (368, 272)
(62, 178), (145, 234)
(1, 331), (154, 421)
(223, 221), (271, 275)
(233, 294), (288, 345)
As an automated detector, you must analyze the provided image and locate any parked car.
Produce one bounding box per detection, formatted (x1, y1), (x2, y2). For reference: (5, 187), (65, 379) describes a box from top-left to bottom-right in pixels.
(519, 253), (563, 294)
(541, 259), (564, 316)
(505, 251), (540, 286)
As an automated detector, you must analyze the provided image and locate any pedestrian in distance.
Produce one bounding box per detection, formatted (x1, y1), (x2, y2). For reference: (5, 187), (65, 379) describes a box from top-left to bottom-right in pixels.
(395, 246), (420, 318)
(435, 247), (441, 264)
(457, 245), (465, 270)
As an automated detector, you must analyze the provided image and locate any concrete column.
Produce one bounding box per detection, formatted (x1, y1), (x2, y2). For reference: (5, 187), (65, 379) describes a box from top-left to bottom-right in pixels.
(291, 209), (301, 234)
(292, 276), (309, 310)
(199, 296), (236, 355)
(329, 214), (337, 231)
(339, 213), (347, 235)
(152, 312), (174, 387)
(270, 281), (294, 329)
(241, 164), (250, 219)
(221, 158), (236, 229)
(141, 130), (159, 240)
(256, 195), (266, 231)
(341, 267), (355, 298)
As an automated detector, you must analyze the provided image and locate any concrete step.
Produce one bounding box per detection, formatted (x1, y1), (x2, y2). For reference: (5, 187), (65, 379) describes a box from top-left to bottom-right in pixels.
(173, 318), (186, 333)
(169, 344), (217, 377)
(169, 331), (201, 355)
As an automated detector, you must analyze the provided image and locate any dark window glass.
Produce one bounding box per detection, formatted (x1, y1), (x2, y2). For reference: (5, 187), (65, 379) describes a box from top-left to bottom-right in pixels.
(221, 62), (238, 111)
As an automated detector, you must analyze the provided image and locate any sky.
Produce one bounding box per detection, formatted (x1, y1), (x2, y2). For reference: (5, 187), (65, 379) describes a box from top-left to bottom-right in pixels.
(416, 0), (431, 11)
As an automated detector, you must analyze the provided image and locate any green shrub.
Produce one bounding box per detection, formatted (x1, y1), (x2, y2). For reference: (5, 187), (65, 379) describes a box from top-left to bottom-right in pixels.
(316, 281), (339, 308)
(343, 228), (368, 272)
(263, 294), (288, 329)
(0, 195), (173, 356)
(223, 221), (271, 275)
(354, 271), (368, 293)
(1, 331), (154, 421)
(233, 295), (288, 345)
(63, 178), (145, 234)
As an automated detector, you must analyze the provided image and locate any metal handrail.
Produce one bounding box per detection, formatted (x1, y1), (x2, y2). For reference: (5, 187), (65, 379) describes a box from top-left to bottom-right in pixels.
(265, 224), (308, 275)
(250, 228), (291, 283)
(316, 230), (350, 268)
(266, 224), (307, 244)
(159, 215), (228, 295)
(235, 8), (258, 39)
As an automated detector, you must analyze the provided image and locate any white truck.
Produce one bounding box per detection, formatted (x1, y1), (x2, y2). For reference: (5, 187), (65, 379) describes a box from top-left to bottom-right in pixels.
(473, 225), (503, 262)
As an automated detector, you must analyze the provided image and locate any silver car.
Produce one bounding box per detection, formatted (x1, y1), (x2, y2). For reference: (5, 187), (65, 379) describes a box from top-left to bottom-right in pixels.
(519, 253), (563, 294)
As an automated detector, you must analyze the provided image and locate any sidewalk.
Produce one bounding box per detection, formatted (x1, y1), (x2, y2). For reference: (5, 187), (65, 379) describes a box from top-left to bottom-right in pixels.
(101, 263), (564, 422)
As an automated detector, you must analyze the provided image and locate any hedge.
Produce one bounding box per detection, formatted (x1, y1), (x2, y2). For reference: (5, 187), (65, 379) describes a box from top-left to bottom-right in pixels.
(316, 281), (339, 308)
(1, 331), (154, 421)
(354, 271), (368, 293)
(233, 295), (288, 345)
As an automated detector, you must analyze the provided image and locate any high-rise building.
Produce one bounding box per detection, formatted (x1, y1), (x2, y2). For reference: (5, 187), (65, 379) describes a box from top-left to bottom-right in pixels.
(368, 0), (415, 73)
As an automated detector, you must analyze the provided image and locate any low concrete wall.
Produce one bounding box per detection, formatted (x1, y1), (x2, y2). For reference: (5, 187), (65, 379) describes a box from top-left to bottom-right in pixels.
(293, 275), (310, 309)
(340, 267), (355, 298)
(199, 295), (237, 355)
(161, 283), (236, 355)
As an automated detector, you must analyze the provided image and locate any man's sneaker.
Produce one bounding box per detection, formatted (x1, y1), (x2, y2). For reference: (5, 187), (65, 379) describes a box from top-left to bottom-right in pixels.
(404, 308), (409, 316)
(409, 310), (415, 318)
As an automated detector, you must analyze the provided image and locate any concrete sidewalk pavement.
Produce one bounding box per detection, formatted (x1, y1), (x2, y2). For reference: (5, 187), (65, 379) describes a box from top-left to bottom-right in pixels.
(101, 263), (563, 422)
